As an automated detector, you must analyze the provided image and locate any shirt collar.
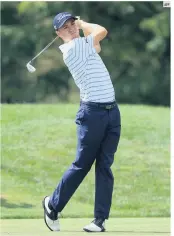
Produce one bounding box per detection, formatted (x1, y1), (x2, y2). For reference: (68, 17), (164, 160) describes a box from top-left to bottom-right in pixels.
(59, 40), (74, 53)
(59, 37), (81, 53)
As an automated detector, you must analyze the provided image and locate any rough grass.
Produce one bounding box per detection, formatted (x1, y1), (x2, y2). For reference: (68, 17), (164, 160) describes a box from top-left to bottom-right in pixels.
(1, 104), (170, 219)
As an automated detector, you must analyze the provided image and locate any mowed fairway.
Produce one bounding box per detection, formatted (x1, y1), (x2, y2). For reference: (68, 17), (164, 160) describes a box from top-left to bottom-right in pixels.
(1, 218), (170, 236)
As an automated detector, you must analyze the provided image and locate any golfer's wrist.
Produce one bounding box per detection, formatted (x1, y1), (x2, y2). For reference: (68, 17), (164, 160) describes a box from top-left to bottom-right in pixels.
(81, 22), (99, 33)
(76, 19), (84, 29)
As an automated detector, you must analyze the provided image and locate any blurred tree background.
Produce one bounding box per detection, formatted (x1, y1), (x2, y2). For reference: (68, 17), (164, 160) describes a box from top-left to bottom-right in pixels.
(1, 1), (170, 106)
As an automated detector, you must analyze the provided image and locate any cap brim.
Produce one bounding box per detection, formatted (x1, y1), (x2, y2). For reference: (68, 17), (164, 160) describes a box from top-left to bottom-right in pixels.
(56, 16), (78, 30)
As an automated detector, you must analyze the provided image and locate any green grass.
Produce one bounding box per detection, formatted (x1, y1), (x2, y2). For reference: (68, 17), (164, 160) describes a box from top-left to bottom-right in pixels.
(1, 104), (170, 219)
(0, 218), (170, 236)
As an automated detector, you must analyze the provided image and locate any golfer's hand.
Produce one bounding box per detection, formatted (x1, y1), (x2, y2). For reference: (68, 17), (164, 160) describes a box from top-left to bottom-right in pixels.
(75, 16), (83, 29)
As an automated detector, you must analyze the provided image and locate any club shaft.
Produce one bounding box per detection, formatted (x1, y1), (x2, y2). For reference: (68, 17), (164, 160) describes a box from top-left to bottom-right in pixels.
(30, 36), (59, 63)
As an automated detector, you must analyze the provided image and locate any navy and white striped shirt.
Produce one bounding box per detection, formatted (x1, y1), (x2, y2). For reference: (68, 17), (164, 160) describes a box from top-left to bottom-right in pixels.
(59, 34), (115, 103)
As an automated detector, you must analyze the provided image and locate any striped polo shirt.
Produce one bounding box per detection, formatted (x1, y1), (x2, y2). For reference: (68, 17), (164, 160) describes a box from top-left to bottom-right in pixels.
(59, 34), (115, 103)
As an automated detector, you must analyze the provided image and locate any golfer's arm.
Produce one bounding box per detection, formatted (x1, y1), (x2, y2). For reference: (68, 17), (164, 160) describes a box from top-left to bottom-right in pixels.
(81, 24), (101, 53)
(79, 21), (107, 53)
(94, 44), (101, 53)
(80, 21), (108, 43)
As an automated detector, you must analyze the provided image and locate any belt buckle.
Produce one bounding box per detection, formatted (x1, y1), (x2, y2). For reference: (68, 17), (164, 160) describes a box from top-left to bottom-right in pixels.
(105, 105), (112, 109)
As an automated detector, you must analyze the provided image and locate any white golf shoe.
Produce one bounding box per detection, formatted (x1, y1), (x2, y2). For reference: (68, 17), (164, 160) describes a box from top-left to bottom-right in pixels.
(42, 196), (60, 231)
(83, 218), (106, 232)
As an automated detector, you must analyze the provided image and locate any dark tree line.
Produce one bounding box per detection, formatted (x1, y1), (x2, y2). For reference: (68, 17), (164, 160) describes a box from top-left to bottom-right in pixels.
(1, 2), (170, 106)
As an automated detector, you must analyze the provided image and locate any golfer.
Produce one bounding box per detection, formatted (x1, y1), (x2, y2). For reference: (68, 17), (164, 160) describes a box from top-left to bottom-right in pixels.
(43, 12), (121, 233)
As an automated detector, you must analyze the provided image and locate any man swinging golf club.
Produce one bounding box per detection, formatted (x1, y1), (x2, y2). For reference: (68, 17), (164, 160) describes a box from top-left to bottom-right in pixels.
(42, 12), (121, 232)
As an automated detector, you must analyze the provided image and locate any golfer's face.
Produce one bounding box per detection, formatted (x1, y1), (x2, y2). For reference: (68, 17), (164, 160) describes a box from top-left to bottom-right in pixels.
(58, 19), (79, 41)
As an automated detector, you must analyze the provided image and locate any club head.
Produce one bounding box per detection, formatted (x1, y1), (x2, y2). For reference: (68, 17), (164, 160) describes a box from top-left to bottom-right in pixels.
(26, 62), (36, 73)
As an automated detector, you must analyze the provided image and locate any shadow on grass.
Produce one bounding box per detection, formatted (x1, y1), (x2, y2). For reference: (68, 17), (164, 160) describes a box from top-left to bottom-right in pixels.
(63, 230), (170, 234)
(1, 198), (34, 209)
(107, 231), (170, 234)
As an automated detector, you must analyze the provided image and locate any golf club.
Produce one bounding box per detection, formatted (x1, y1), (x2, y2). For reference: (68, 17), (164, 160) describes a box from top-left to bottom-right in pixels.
(26, 36), (59, 73)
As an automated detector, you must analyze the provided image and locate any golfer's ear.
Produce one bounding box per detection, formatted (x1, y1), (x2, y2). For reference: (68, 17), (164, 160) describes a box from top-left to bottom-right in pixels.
(55, 30), (60, 36)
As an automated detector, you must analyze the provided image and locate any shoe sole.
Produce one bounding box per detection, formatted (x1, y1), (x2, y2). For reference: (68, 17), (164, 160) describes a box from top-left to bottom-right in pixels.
(42, 196), (54, 232)
(83, 228), (105, 232)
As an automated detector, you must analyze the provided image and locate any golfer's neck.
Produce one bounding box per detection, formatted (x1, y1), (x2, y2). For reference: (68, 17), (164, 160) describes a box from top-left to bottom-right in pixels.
(64, 35), (80, 43)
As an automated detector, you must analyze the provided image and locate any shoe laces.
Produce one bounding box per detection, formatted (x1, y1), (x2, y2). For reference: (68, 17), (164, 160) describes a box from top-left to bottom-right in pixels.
(92, 218), (105, 226)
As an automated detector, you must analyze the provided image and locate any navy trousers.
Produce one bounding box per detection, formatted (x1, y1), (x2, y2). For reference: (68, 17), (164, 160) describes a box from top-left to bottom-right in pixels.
(50, 101), (121, 219)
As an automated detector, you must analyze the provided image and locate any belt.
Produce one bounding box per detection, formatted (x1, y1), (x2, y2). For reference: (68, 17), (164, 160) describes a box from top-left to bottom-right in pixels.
(80, 101), (116, 109)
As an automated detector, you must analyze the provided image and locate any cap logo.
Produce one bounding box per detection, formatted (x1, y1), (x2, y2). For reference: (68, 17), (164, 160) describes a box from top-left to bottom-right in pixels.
(58, 13), (71, 21)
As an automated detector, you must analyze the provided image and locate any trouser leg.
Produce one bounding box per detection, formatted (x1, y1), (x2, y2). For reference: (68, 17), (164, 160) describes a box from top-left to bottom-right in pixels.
(50, 104), (108, 213)
(95, 106), (121, 219)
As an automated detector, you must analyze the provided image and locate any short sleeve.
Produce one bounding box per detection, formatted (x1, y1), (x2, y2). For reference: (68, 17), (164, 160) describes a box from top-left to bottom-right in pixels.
(86, 34), (95, 54)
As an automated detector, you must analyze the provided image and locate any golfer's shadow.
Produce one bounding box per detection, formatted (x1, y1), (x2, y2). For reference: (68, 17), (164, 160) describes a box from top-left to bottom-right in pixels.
(1, 198), (33, 209)
(63, 230), (170, 234)
(106, 231), (169, 234)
